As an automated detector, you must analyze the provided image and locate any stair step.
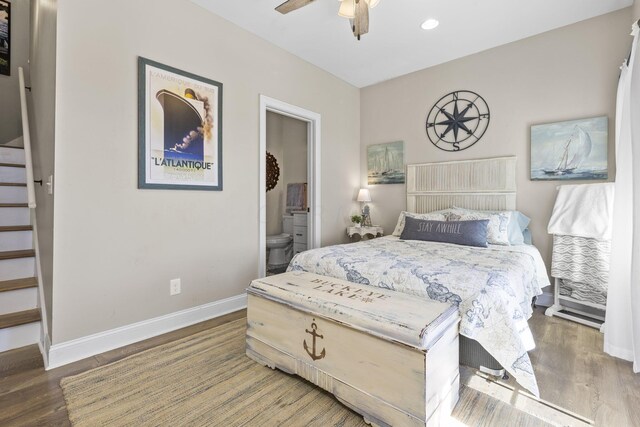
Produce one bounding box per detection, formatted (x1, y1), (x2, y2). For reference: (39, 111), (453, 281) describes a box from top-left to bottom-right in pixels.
(0, 225), (32, 232)
(0, 228), (33, 251)
(0, 185), (28, 203)
(0, 257), (35, 282)
(0, 250), (35, 261)
(0, 309), (40, 329)
(0, 344), (43, 375)
(0, 165), (27, 183)
(0, 206), (29, 227)
(0, 277), (38, 292)
(0, 183), (27, 187)
(0, 286), (38, 315)
(0, 147), (26, 165)
(0, 203), (28, 208)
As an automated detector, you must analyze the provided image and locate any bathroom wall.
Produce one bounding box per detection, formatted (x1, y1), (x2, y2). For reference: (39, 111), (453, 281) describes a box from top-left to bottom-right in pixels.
(281, 116), (308, 213)
(265, 111), (307, 236)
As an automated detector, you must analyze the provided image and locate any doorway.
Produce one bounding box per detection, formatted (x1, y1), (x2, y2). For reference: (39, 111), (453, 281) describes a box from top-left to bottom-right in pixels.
(259, 96), (321, 278)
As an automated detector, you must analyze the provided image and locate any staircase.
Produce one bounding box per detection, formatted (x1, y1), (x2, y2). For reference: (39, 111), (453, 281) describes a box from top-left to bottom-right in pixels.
(0, 145), (42, 352)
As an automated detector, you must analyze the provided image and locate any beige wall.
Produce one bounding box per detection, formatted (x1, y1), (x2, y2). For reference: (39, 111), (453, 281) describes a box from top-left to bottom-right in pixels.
(51, 0), (359, 343)
(0, 0), (29, 144)
(265, 111), (307, 236)
(360, 8), (631, 282)
(281, 116), (308, 214)
(633, 0), (640, 20)
(28, 0), (56, 338)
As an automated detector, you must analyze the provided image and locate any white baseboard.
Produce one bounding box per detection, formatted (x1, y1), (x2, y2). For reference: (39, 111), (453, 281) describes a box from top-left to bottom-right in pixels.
(47, 293), (247, 370)
(536, 291), (554, 308)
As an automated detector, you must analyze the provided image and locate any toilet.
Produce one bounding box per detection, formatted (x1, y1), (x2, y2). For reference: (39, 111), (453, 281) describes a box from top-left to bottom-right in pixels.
(266, 215), (293, 269)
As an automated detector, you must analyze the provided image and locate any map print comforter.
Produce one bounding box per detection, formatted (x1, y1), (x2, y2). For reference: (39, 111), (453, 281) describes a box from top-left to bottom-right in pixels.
(288, 236), (549, 396)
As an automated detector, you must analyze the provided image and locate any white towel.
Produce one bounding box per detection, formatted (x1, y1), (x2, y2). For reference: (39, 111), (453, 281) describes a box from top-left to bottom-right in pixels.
(547, 183), (615, 240)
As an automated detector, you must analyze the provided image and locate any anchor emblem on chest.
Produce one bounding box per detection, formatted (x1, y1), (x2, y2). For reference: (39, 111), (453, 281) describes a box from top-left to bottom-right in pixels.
(303, 319), (326, 361)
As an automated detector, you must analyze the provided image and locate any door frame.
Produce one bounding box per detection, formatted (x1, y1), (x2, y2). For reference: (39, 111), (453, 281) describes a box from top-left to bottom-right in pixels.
(259, 95), (321, 278)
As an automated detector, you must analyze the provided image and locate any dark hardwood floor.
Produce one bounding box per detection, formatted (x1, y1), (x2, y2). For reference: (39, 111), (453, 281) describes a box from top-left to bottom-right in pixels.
(0, 307), (638, 426)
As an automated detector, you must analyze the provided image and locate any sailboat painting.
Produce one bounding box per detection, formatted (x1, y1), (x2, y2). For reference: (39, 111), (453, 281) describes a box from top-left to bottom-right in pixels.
(367, 141), (405, 185)
(531, 116), (608, 181)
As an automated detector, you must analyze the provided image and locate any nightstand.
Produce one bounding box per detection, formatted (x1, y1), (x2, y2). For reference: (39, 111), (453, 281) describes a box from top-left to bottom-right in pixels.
(347, 225), (384, 240)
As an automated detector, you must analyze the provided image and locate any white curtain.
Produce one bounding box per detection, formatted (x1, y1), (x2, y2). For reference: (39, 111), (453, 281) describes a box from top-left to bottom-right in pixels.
(604, 21), (640, 373)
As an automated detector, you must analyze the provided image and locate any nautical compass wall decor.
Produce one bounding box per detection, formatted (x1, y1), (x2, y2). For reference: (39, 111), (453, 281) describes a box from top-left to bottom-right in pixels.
(425, 90), (490, 152)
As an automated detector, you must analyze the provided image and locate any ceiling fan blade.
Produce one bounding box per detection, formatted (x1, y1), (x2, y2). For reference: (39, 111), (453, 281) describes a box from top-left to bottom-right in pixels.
(360, 2), (369, 34)
(352, 0), (369, 38)
(275, 0), (315, 14)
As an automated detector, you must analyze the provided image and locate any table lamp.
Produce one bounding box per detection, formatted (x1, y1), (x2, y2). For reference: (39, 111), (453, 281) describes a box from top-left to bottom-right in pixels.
(357, 189), (373, 226)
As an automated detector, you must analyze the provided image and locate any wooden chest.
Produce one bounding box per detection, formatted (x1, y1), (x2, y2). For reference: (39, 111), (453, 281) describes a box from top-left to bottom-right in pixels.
(246, 271), (460, 427)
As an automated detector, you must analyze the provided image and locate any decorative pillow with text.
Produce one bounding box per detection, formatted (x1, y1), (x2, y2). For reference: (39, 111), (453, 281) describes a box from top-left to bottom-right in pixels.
(400, 217), (489, 248)
(447, 210), (510, 245)
(392, 211), (448, 236)
(451, 206), (530, 245)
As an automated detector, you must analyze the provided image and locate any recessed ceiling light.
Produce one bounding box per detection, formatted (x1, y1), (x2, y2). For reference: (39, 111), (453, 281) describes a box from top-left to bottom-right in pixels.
(421, 19), (439, 30)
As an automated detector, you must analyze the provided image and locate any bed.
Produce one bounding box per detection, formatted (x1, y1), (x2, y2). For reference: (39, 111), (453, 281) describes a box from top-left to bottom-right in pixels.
(287, 157), (550, 397)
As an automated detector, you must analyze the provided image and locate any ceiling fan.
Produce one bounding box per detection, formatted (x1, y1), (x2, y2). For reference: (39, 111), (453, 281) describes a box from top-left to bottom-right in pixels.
(275, 0), (380, 40)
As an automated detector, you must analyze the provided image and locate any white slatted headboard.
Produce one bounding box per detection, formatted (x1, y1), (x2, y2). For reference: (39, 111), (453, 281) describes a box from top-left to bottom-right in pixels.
(406, 157), (517, 213)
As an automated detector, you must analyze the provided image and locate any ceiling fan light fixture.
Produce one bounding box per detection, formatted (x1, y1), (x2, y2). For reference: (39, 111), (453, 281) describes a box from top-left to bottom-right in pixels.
(421, 18), (439, 30)
(338, 0), (356, 18)
(364, 0), (380, 8)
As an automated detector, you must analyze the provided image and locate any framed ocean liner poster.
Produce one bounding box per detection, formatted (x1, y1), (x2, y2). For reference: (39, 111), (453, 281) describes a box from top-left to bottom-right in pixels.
(138, 57), (223, 190)
(0, 0), (9, 76)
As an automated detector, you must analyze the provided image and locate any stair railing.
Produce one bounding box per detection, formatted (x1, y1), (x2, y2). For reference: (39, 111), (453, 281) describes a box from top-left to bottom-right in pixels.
(18, 66), (50, 362)
(18, 68), (36, 209)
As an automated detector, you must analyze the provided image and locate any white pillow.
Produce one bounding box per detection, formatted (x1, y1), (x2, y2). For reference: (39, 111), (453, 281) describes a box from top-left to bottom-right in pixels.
(451, 206), (530, 245)
(447, 209), (511, 245)
(392, 211), (448, 237)
(426, 208), (457, 219)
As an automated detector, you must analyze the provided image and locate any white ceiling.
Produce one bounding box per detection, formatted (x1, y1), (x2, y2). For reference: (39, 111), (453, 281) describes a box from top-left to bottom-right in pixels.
(191, 0), (633, 88)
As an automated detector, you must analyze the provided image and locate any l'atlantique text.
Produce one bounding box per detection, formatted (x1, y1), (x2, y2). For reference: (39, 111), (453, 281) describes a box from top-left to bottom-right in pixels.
(152, 157), (213, 170)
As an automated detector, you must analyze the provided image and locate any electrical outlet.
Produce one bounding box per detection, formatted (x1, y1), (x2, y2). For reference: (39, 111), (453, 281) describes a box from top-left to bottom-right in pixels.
(170, 278), (181, 296)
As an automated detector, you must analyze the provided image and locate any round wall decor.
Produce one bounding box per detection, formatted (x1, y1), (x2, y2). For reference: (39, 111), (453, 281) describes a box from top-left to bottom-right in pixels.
(266, 152), (280, 192)
(425, 90), (490, 152)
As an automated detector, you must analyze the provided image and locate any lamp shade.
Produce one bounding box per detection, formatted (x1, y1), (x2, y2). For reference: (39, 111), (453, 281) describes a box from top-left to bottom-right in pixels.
(338, 0), (356, 18)
(364, 0), (380, 8)
(357, 188), (372, 202)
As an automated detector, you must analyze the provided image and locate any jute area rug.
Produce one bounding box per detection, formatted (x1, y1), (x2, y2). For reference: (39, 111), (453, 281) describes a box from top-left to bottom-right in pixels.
(60, 319), (592, 426)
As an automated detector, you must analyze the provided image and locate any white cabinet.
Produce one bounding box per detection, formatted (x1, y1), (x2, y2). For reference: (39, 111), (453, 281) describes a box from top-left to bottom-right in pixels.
(292, 212), (307, 255)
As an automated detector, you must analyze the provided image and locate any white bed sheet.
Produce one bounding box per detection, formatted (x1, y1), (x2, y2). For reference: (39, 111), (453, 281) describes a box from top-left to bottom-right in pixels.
(288, 236), (550, 396)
